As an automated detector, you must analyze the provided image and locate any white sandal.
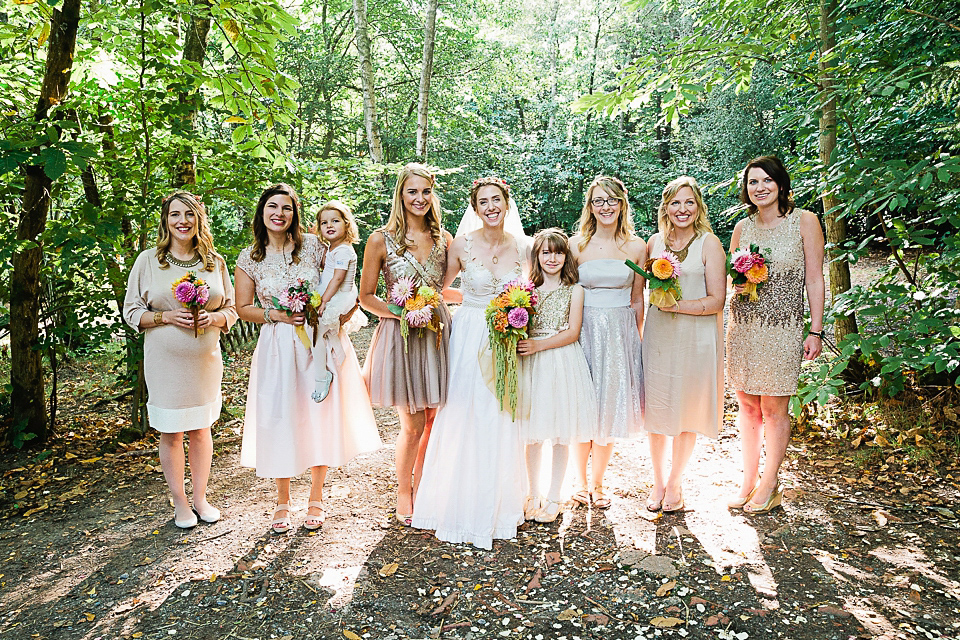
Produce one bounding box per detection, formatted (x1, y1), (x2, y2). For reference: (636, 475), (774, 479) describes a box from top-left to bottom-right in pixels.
(304, 500), (325, 530)
(523, 495), (543, 521)
(271, 504), (292, 534)
(535, 499), (564, 523)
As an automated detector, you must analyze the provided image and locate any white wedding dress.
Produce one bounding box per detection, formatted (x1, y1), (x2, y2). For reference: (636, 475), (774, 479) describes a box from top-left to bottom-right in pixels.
(411, 235), (526, 550)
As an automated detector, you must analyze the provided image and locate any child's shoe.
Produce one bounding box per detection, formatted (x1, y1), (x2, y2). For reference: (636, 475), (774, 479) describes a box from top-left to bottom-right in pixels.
(312, 369), (334, 402)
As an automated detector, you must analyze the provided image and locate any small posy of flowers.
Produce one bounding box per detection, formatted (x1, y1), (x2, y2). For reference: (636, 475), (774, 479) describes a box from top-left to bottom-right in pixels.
(272, 279), (320, 348)
(170, 272), (210, 337)
(484, 278), (537, 420)
(727, 243), (769, 301)
(388, 277), (444, 352)
(626, 252), (683, 310)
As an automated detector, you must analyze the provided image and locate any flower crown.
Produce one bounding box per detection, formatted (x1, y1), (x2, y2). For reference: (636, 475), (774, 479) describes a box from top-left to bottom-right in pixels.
(472, 176), (510, 195)
(162, 190), (205, 212)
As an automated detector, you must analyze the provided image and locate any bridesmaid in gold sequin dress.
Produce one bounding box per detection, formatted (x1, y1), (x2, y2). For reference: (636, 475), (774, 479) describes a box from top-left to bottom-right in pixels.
(360, 164), (455, 526)
(725, 156), (825, 514)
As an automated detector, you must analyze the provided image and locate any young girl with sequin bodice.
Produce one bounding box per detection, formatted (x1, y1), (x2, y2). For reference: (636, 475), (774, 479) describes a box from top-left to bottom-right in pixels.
(312, 201), (367, 402)
(517, 229), (598, 523)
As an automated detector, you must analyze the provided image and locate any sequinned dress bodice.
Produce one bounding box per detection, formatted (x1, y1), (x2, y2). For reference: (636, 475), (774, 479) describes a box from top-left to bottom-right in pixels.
(531, 285), (572, 337)
(381, 230), (447, 291)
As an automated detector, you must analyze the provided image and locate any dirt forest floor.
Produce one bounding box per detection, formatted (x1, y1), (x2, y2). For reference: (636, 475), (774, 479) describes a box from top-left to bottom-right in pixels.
(2, 300), (960, 639)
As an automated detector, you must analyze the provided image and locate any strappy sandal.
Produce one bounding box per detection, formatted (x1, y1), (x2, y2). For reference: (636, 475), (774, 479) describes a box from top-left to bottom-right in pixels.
(645, 490), (664, 513)
(271, 504), (292, 534)
(571, 486), (591, 506)
(662, 489), (685, 513)
(535, 499), (564, 523)
(524, 495), (544, 521)
(591, 486), (612, 510)
(304, 500), (325, 530)
(395, 512), (413, 527)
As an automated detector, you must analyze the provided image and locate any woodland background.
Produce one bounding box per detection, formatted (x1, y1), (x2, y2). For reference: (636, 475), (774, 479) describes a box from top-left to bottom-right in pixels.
(0, 0), (959, 453)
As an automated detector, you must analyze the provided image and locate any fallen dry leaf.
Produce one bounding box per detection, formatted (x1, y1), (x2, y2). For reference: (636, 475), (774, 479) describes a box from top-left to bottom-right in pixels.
(557, 608), (578, 621)
(650, 616), (684, 628)
(545, 552), (561, 567)
(379, 562), (399, 577)
(343, 631), (361, 640)
(656, 580), (677, 597)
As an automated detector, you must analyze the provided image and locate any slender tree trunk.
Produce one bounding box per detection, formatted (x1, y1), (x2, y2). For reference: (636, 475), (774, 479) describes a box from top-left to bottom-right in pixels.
(9, 0), (83, 448)
(353, 0), (383, 163)
(174, 0), (211, 187)
(415, 0), (439, 159)
(546, 0), (560, 132)
(819, 0), (857, 341)
(653, 93), (671, 167)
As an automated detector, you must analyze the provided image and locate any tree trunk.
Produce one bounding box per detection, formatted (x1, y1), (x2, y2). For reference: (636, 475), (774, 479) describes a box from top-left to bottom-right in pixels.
(819, 0), (857, 341)
(174, 0), (211, 187)
(546, 0), (560, 132)
(353, 0), (383, 163)
(415, 0), (439, 159)
(653, 93), (671, 167)
(9, 0), (83, 448)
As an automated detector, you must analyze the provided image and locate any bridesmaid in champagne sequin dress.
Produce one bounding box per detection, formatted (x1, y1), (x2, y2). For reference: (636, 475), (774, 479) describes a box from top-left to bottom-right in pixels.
(360, 164), (454, 526)
(570, 176), (646, 510)
(725, 157), (825, 515)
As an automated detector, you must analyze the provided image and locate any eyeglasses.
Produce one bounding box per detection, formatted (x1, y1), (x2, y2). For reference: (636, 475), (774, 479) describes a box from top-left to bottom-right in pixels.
(591, 197), (621, 207)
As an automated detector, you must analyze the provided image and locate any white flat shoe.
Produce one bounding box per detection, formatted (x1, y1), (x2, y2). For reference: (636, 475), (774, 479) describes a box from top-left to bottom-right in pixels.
(195, 505), (221, 524)
(312, 370), (334, 402)
(174, 507), (198, 529)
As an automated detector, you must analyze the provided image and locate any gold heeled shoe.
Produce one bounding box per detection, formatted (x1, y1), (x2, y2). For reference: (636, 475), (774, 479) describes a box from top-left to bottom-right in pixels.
(743, 482), (782, 515)
(727, 476), (761, 509)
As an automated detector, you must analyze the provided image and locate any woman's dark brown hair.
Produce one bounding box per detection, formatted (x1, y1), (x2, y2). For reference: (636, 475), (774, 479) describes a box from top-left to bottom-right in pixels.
(250, 183), (304, 263)
(530, 228), (579, 287)
(740, 155), (794, 218)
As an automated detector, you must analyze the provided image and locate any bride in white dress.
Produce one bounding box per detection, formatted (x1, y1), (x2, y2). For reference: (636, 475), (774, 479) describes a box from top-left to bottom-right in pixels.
(411, 177), (530, 549)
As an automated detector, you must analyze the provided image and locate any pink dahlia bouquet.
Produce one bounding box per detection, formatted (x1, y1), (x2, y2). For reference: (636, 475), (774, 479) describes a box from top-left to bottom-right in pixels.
(484, 278), (537, 419)
(272, 278), (320, 348)
(727, 243), (769, 301)
(171, 272), (210, 337)
(387, 276), (444, 353)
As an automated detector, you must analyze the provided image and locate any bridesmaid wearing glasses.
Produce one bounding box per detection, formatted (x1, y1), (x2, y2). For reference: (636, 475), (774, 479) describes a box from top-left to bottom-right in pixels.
(569, 175), (646, 510)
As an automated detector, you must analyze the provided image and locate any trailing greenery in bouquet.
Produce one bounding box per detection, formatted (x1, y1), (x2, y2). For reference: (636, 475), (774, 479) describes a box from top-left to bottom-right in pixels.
(484, 278), (537, 419)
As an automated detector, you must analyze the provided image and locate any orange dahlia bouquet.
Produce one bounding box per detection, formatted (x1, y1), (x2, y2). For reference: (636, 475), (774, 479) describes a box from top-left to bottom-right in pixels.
(484, 278), (537, 419)
(727, 244), (769, 301)
(388, 276), (443, 352)
(626, 252), (683, 309)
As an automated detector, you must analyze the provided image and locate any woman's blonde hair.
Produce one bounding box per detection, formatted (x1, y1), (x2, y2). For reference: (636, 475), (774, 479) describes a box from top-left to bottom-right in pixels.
(576, 175), (634, 251)
(530, 228), (578, 287)
(658, 176), (712, 242)
(156, 190), (222, 272)
(317, 200), (360, 245)
(385, 163), (443, 256)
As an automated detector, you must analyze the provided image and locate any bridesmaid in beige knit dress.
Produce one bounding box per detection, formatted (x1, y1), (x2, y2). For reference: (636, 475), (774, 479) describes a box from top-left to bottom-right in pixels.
(726, 156), (825, 514)
(641, 177), (726, 513)
(123, 191), (238, 529)
(360, 163), (455, 526)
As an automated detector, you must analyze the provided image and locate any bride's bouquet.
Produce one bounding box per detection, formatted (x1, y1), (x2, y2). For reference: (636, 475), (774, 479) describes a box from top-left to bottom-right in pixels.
(273, 278), (320, 348)
(484, 278), (537, 420)
(388, 276), (444, 352)
(171, 272), (210, 337)
(626, 252), (683, 310)
(727, 244), (769, 301)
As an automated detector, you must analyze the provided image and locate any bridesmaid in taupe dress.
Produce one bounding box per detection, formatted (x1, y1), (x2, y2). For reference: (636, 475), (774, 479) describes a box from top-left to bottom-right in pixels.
(360, 163), (456, 526)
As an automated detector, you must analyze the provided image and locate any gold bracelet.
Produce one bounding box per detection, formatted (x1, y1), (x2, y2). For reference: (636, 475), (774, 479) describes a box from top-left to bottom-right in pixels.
(154, 311), (164, 326)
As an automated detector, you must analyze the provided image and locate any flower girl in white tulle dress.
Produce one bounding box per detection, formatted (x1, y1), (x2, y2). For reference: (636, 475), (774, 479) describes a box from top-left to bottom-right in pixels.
(517, 229), (598, 523)
(313, 201), (366, 401)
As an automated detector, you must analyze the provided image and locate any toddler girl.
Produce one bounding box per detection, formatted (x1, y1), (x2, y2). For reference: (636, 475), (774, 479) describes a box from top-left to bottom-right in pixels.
(313, 201), (365, 401)
(517, 229), (598, 522)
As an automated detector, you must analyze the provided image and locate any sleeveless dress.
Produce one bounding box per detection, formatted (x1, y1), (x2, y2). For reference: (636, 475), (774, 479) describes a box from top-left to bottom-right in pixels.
(642, 234), (723, 438)
(122, 249), (238, 433)
(726, 209), (808, 396)
(237, 234), (382, 478)
(412, 235), (525, 550)
(578, 260), (644, 443)
(363, 231), (451, 414)
(518, 284), (598, 444)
